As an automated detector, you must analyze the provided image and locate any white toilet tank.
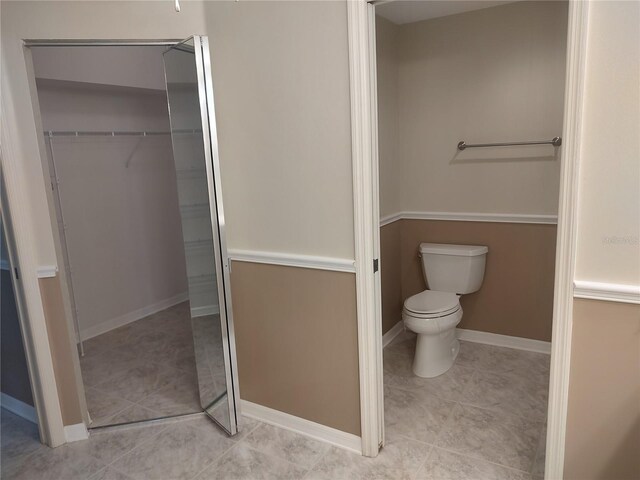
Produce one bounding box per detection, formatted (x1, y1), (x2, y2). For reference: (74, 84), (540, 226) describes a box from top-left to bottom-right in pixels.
(419, 243), (488, 294)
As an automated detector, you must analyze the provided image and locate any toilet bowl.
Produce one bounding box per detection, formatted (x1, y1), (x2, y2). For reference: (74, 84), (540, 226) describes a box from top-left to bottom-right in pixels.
(402, 290), (463, 378)
(402, 243), (488, 378)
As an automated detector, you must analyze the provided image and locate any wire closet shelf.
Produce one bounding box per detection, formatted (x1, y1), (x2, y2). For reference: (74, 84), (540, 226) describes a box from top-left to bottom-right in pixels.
(43, 129), (202, 137)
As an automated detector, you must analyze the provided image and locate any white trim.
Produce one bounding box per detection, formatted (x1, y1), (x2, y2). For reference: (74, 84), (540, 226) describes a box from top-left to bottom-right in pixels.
(80, 292), (188, 341)
(1, 87), (67, 447)
(382, 320), (404, 347)
(227, 249), (355, 273)
(456, 328), (551, 354)
(63, 423), (89, 443)
(36, 265), (58, 278)
(240, 400), (362, 454)
(190, 304), (220, 317)
(347, 0), (384, 457)
(546, 2), (590, 478)
(379, 212), (404, 227)
(1, 393), (38, 424)
(573, 280), (640, 304)
(0, 259), (9, 270)
(380, 211), (558, 227)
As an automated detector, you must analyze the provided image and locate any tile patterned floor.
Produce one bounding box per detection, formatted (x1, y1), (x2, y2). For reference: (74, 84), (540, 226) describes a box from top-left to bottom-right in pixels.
(79, 302), (202, 427)
(1, 333), (549, 479)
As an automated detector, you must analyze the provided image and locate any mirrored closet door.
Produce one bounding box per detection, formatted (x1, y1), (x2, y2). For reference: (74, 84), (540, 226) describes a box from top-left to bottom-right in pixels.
(29, 37), (238, 436)
(163, 36), (239, 434)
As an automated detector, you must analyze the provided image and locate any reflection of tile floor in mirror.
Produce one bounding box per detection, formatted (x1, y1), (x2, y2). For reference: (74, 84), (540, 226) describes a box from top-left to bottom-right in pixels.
(3, 332), (548, 479)
(79, 302), (208, 427)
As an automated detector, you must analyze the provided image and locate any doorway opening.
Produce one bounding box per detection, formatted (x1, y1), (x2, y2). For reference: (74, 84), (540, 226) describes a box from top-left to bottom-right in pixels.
(1, 208), (43, 470)
(371, 0), (569, 476)
(27, 38), (239, 434)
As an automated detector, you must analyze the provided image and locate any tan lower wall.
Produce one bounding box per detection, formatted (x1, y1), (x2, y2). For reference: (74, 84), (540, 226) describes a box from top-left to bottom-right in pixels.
(564, 298), (640, 480)
(1, 270), (34, 406)
(230, 261), (361, 436)
(380, 219), (557, 341)
(380, 220), (403, 334)
(38, 276), (83, 426)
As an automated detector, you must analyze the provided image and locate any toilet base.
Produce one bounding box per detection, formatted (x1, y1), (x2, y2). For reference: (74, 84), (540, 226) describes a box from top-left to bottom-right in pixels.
(412, 329), (460, 378)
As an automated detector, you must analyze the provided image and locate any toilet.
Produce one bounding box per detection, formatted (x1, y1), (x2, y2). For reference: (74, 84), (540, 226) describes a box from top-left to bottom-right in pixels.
(402, 243), (488, 378)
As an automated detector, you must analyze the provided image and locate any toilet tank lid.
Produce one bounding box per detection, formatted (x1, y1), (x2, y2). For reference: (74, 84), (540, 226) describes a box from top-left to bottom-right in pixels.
(419, 243), (488, 257)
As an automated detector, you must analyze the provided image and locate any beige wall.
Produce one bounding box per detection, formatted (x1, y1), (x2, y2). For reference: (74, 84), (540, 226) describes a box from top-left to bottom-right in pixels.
(573, 0), (640, 286)
(377, 1), (567, 218)
(1, 269), (34, 407)
(1, 0), (355, 263)
(381, 219), (556, 341)
(564, 299), (640, 480)
(375, 16), (401, 219)
(38, 276), (83, 426)
(564, 2), (640, 477)
(375, 1), (566, 341)
(1, 1), (358, 434)
(32, 46), (167, 91)
(231, 261), (361, 436)
(380, 220), (402, 334)
(35, 79), (189, 339)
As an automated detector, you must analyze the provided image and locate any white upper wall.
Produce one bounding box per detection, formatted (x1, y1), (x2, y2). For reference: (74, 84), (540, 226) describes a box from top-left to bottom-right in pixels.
(31, 46), (167, 91)
(574, 1), (640, 286)
(376, 1), (568, 217)
(204, 1), (354, 258)
(376, 16), (401, 218)
(1, 0), (355, 270)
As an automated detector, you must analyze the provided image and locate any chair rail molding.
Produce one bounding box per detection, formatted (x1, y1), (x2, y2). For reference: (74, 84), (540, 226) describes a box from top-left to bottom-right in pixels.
(573, 280), (640, 304)
(380, 211), (558, 227)
(227, 249), (355, 273)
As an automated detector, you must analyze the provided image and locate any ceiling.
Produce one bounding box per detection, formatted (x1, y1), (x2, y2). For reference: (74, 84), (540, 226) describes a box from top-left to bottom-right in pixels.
(375, 1), (519, 25)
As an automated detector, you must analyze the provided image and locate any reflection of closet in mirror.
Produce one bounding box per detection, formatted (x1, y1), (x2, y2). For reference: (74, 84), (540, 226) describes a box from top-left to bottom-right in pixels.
(30, 42), (237, 434)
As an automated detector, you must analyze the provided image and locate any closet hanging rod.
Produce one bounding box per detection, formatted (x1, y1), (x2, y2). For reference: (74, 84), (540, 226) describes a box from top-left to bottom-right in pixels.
(43, 129), (202, 137)
(457, 136), (562, 151)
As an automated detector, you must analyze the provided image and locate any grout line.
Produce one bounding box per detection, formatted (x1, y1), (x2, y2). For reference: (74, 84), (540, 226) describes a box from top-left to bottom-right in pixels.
(300, 441), (339, 480)
(411, 444), (435, 479)
(186, 415), (273, 480)
(185, 432), (241, 480)
(428, 444), (535, 476)
(236, 422), (333, 474)
(80, 421), (173, 478)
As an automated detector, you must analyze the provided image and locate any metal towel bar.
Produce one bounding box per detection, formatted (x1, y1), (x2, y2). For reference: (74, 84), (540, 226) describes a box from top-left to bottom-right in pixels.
(457, 136), (562, 150)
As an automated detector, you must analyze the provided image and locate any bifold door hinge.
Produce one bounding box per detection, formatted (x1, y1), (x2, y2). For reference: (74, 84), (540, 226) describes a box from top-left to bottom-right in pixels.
(373, 258), (379, 273)
(14, 267), (20, 280)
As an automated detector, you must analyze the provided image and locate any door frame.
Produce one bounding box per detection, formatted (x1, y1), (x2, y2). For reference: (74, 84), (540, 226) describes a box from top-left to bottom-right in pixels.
(5, 37), (239, 443)
(0, 166), (49, 442)
(346, 0), (591, 473)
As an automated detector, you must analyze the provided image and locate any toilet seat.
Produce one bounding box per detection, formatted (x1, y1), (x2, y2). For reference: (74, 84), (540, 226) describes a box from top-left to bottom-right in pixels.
(403, 290), (460, 318)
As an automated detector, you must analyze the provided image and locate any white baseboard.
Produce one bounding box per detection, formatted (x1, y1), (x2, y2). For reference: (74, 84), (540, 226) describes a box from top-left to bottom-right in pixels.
(80, 292), (188, 341)
(382, 321), (404, 347)
(456, 328), (551, 354)
(1, 393), (38, 424)
(240, 400), (362, 454)
(190, 304), (220, 318)
(64, 422), (89, 443)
